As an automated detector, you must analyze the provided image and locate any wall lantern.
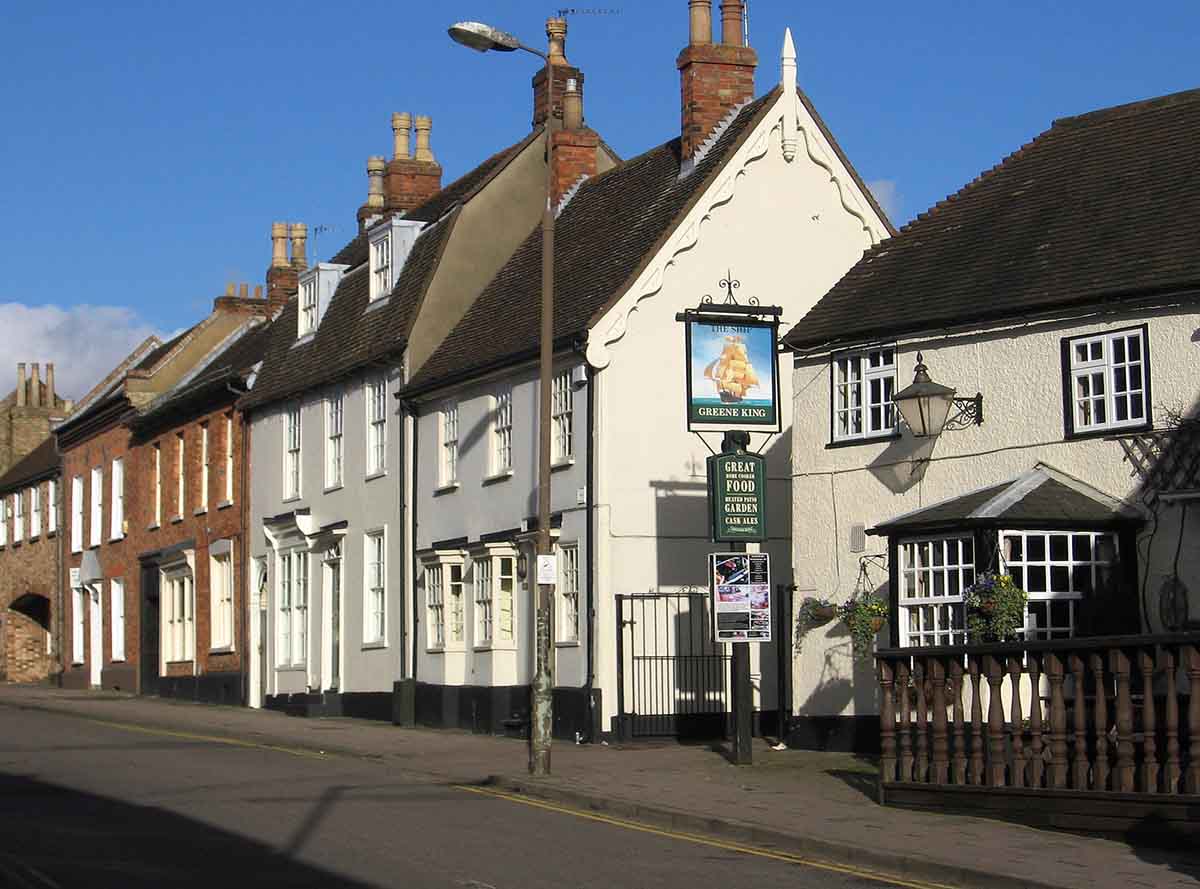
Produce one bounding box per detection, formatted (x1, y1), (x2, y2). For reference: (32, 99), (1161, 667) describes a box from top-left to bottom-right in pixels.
(893, 352), (984, 438)
(516, 552), (529, 581)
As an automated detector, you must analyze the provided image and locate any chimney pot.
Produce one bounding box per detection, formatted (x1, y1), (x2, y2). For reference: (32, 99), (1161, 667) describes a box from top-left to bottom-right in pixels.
(689, 0), (712, 44)
(563, 79), (583, 131)
(16, 363), (25, 407)
(254, 285), (263, 299)
(46, 364), (55, 406)
(226, 282), (236, 296)
(271, 222), (289, 268)
(392, 112), (412, 160)
(290, 222), (308, 270)
(546, 17), (568, 65)
(30, 363), (41, 408)
(720, 0), (744, 46)
(239, 283), (249, 299)
(413, 116), (435, 163)
(367, 156), (386, 209)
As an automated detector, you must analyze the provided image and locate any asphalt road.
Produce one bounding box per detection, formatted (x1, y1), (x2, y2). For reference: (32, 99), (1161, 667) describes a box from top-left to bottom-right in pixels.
(0, 705), (919, 889)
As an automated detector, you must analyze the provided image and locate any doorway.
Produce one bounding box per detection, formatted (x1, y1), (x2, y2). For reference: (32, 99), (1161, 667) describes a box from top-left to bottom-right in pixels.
(88, 584), (102, 687)
(139, 564), (161, 696)
(324, 545), (343, 692)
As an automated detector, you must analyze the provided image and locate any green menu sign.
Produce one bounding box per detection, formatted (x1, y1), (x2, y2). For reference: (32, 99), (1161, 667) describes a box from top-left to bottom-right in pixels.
(707, 451), (766, 542)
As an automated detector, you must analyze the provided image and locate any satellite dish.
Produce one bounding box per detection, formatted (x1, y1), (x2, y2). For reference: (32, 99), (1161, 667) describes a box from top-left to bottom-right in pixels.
(1158, 575), (1190, 631)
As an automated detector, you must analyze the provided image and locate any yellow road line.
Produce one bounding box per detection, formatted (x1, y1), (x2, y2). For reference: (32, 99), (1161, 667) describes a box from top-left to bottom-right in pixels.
(457, 784), (960, 889)
(71, 716), (330, 760)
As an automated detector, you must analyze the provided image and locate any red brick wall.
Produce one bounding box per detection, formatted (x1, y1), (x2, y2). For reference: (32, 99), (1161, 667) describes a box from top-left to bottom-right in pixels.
(385, 159), (442, 212)
(676, 44), (757, 160)
(551, 130), (600, 210)
(0, 484), (57, 682)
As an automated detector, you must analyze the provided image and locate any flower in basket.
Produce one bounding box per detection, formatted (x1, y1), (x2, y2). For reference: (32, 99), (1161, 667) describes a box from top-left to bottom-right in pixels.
(964, 573), (1028, 643)
(839, 594), (889, 657)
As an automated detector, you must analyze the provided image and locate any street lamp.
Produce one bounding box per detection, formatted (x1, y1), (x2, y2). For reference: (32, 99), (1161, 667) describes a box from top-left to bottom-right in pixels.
(448, 20), (557, 778)
(893, 352), (984, 438)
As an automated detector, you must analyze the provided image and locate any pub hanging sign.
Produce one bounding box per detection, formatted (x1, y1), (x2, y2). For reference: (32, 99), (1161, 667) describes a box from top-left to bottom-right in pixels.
(707, 450), (766, 543)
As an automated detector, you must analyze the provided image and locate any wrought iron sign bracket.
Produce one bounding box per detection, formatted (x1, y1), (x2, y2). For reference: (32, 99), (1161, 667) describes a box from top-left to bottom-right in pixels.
(944, 393), (985, 431)
(674, 271), (783, 322)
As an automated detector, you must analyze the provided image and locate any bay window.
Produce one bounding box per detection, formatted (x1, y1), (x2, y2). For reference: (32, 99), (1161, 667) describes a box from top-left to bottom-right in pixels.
(472, 546), (516, 648)
(277, 548), (308, 665)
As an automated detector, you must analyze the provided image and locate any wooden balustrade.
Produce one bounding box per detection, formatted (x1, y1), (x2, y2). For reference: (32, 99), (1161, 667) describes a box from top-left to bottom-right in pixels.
(875, 634), (1200, 797)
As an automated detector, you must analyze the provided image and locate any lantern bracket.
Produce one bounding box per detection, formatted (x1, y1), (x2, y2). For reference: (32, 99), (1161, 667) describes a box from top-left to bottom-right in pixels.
(944, 393), (985, 431)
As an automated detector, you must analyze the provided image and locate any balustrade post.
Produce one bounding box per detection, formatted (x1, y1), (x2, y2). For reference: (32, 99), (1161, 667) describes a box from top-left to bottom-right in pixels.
(950, 659), (967, 785)
(1028, 652), (1045, 789)
(930, 657), (949, 784)
(1045, 653), (1069, 789)
(897, 659), (913, 782)
(913, 657), (929, 783)
(1110, 648), (1135, 793)
(1186, 645), (1200, 794)
(1161, 646), (1181, 794)
(1007, 655), (1026, 788)
(1090, 652), (1110, 792)
(879, 658), (897, 785)
(985, 655), (1007, 787)
(1070, 654), (1090, 790)
(968, 656), (985, 785)
(1138, 649), (1159, 794)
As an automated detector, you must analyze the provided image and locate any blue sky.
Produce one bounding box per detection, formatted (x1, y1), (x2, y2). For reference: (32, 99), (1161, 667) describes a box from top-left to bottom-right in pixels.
(1, 0), (1196, 396)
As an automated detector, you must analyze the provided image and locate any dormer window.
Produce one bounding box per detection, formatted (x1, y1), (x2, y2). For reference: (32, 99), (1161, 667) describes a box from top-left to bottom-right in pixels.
(296, 263), (348, 340)
(367, 217), (426, 302)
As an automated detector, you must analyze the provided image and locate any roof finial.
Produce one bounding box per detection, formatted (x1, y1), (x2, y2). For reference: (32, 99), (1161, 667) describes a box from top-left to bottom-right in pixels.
(780, 28), (798, 162)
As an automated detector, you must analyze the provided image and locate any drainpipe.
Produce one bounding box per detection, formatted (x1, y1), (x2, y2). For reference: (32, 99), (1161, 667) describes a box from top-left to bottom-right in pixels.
(227, 382), (250, 708)
(410, 402), (419, 688)
(584, 364), (596, 741)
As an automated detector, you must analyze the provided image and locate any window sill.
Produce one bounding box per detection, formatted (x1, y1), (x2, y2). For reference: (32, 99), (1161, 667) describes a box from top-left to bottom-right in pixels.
(323, 483), (344, 495)
(1067, 420), (1153, 442)
(433, 482), (460, 496)
(170, 515), (184, 525)
(476, 641), (517, 653)
(275, 664), (307, 673)
(193, 507), (207, 517)
(47, 530), (57, 538)
(217, 500), (234, 511)
(209, 646), (235, 655)
(111, 658), (126, 664)
(361, 641), (387, 651)
(71, 547), (83, 554)
(292, 332), (316, 348)
(29, 535), (39, 544)
(555, 640), (581, 648)
(365, 470), (387, 483)
(551, 458), (575, 471)
(281, 496), (303, 505)
(826, 432), (901, 450)
(164, 659), (194, 666)
(365, 294), (391, 313)
(147, 524), (160, 532)
(482, 469), (513, 485)
(109, 534), (124, 543)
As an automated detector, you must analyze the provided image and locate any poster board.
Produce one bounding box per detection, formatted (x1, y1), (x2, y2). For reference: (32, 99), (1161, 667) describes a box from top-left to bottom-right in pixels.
(710, 552), (771, 643)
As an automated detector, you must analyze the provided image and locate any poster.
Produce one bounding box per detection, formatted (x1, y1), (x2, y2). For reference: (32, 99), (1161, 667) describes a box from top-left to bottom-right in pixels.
(710, 552), (771, 643)
(685, 318), (780, 431)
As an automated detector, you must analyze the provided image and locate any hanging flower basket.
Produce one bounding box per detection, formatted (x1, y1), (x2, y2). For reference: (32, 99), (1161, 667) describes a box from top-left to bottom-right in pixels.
(798, 598), (839, 626)
(965, 573), (1028, 643)
(840, 595), (889, 657)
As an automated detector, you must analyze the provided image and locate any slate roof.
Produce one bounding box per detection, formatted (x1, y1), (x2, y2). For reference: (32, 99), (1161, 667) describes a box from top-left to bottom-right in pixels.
(0, 437), (58, 494)
(786, 88), (1200, 352)
(868, 464), (1142, 535)
(407, 91), (780, 391)
(135, 326), (195, 372)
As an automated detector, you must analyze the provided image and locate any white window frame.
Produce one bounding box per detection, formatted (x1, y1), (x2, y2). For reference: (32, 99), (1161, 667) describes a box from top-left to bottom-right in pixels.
(299, 277), (318, 336)
(366, 377), (387, 476)
(1066, 327), (1149, 435)
(110, 458), (124, 539)
(110, 578), (125, 661)
(551, 371), (574, 464)
(832, 346), (897, 442)
(199, 424), (209, 512)
(153, 444), (162, 526)
(364, 529), (387, 645)
(162, 567), (195, 665)
(30, 484), (41, 538)
(370, 235), (392, 301)
(471, 545), (517, 649)
(425, 565), (445, 650)
(47, 478), (57, 534)
(224, 414), (234, 504)
(1000, 529), (1118, 641)
(210, 549), (235, 652)
(420, 551), (466, 650)
(72, 585), (86, 664)
(71, 475), (83, 553)
(558, 543), (581, 644)
(897, 534), (975, 648)
(13, 491), (24, 543)
(89, 467), (102, 547)
(276, 547), (308, 666)
(490, 388), (513, 476)
(326, 391), (344, 489)
(438, 402), (458, 488)
(285, 404), (301, 500)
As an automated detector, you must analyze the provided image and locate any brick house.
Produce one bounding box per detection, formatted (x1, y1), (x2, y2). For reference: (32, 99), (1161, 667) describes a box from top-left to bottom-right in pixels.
(0, 438), (61, 682)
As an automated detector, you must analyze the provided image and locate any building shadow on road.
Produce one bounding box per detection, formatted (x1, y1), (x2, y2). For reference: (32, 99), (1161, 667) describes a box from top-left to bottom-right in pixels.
(1125, 814), (1200, 881)
(0, 772), (378, 888)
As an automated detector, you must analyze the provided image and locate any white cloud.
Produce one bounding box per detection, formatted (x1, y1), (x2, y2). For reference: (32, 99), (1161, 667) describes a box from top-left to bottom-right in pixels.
(866, 179), (902, 224)
(0, 303), (166, 401)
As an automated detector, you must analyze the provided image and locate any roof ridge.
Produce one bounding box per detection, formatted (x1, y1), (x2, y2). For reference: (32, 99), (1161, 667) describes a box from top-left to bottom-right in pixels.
(1052, 86), (1200, 130)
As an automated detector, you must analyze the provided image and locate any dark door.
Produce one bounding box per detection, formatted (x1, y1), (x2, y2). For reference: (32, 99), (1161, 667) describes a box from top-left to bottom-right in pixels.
(140, 564), (161, 696)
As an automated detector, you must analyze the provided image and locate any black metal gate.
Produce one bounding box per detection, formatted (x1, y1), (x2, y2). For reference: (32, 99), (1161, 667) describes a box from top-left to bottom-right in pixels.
(615, 592), (730, 740)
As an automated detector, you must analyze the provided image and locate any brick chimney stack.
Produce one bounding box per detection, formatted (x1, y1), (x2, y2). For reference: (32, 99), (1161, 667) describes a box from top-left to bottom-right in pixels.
(266, 221), (299, 314)
(45, 363), (56, 406)
(532, 17), (584, 130)
(29, 364), (41, 407)
(677, 0), (757, 160)
(357, 157), (387, 231)
(551, 78), (599, 213)
(16, 363), (25, 407)
(385, 114), (442, 213)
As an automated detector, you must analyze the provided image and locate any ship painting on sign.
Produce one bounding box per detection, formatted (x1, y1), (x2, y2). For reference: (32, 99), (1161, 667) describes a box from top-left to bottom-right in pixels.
(704, 335), (760, 402)
(688, 320), (776, 422)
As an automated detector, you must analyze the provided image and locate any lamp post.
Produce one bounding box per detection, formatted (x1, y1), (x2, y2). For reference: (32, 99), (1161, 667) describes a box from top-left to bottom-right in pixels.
(449, 20), (556, 777)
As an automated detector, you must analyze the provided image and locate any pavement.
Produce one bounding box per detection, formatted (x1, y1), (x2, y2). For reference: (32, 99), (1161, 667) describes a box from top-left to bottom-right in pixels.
(1, 683), (1197, 889)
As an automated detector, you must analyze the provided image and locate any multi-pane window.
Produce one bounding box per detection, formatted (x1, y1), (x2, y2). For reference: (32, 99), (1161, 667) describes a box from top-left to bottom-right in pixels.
(224, 415), (234, 503)
(439, 403), (458, 486)
(277, 549), (308, 665)
(199, 424), (209, 511)
(153, 445), (162, 525)
(552, 371), (573, 463)
(367, 378), (387, 475)
(300, 278), (318, 335)
(492, 389), (513, 474)
(163, 571), (195, 664)
(13, 492), (23, 543)
(285, 405), (301, 499)
(897, 535), (975, 647)
(47, 479), (57, 534)
(365, 531), (386, 644)
(30, 485), (41, 538)
(497, 556), (515, 642)
(110, 458), (124, 538)
(110, 579), (125, 661)
(326, 392), (344, 488)
(89, 467), (102, 546)
(1000, 530), (1117, 640)
(278, 552), (293, 665)
(371, 236), (392, 300)
(425, 566), (445, 649)
(559, 544), (580, 643)
(175, 432), (185, 516)
(833, 347), (896, 441)
(211, 551), (234, 651)
(1066, 328), (1148, 434)
(474, 558), (493, 645)
(447, 564), (464, 644)
(72, 586), (86, 664)
(71, 476), (83, 552)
